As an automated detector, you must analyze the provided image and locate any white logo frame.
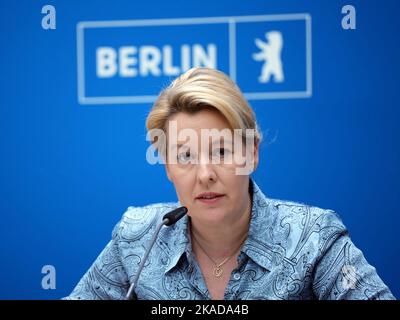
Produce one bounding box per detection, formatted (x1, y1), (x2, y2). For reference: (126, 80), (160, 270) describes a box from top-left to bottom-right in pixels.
(77, 14), (312, 105)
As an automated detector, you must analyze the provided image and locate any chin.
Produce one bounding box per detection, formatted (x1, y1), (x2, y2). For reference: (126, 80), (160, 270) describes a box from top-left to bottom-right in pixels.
(191, 207), (229, 224)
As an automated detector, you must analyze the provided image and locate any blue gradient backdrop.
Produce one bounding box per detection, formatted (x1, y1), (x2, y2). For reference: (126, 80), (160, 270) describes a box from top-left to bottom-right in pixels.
(0, 0), (398, 299)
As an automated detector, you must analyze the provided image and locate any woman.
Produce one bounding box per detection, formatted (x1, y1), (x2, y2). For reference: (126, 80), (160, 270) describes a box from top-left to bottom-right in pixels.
(66, 67), (394, 300)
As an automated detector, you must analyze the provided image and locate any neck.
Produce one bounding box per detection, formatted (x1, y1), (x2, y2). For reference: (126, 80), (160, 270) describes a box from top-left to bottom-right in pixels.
(189, 196), (252, 259)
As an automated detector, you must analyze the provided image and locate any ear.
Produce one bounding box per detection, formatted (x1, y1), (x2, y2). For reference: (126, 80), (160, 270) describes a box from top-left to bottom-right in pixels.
(253, 142), (260, 172)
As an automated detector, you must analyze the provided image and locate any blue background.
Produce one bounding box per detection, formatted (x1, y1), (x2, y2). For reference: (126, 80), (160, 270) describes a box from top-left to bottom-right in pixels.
(0, 0), (399, 299)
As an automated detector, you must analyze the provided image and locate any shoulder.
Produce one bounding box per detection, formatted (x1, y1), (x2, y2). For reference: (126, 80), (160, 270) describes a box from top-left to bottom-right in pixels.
(252, 181), (344, 232)
(257, 196), (348, 256)
(267, 197), (346, 230)
(112, 202), (179, 241)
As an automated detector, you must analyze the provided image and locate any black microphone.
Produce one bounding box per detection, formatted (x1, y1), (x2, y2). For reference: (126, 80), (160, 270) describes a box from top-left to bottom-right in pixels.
(163, 206), (188, 226)
(125, 206), (188, 300)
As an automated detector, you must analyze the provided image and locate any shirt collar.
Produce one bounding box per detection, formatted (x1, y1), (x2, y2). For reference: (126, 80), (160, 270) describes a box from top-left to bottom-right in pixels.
(241, 180), (284, 272)
(160, 212), (191, 274)
(161, 179), (282, 274)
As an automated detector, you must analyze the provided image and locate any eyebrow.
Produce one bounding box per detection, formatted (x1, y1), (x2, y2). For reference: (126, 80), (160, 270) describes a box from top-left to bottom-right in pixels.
(211, 139), (233, 146)
(169, 143), (187, 151)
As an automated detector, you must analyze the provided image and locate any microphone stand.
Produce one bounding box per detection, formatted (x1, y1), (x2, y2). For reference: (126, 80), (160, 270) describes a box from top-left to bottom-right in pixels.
(125, 206), (187, 300)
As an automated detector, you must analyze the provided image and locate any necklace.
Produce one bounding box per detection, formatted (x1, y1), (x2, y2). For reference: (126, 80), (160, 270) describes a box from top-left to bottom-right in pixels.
(192, 234), (247, 278)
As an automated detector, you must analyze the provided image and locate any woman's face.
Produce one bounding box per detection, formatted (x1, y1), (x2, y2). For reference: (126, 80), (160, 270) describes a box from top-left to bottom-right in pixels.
(165, 108), (259, 226)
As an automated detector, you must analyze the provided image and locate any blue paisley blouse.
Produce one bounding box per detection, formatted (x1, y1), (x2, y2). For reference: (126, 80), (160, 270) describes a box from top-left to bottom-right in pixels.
(65, 180), (395, 300)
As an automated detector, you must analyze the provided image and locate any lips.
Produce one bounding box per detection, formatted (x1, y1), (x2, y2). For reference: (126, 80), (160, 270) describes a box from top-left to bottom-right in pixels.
(195, 192), (225, 204)
(196, 192), (224, 199)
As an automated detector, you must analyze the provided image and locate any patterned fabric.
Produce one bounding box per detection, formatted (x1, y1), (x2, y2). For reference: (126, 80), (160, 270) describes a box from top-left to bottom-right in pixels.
(65, 181), (395, 300)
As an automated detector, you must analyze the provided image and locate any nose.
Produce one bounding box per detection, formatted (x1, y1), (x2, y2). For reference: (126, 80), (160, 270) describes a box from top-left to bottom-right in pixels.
(195, 157), (217, 185)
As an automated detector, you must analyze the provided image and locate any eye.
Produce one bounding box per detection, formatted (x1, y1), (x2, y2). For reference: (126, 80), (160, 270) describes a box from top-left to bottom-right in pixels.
(212, 148), (231, 158)
(177, 149), (193, 164)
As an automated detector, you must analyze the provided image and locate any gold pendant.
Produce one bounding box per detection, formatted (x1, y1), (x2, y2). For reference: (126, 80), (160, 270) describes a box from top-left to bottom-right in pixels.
(213, 266), (223, 277)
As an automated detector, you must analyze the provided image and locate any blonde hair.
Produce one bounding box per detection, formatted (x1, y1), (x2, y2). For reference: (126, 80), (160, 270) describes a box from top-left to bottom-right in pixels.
(146, 67), (261, 145)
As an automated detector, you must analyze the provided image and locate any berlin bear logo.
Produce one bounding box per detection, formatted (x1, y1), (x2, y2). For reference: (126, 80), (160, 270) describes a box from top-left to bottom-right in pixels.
(252, 31), (284, 84)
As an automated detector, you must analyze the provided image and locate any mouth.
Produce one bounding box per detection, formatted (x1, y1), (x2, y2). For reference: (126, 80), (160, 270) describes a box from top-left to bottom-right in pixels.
(195, 192), (225, 204)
